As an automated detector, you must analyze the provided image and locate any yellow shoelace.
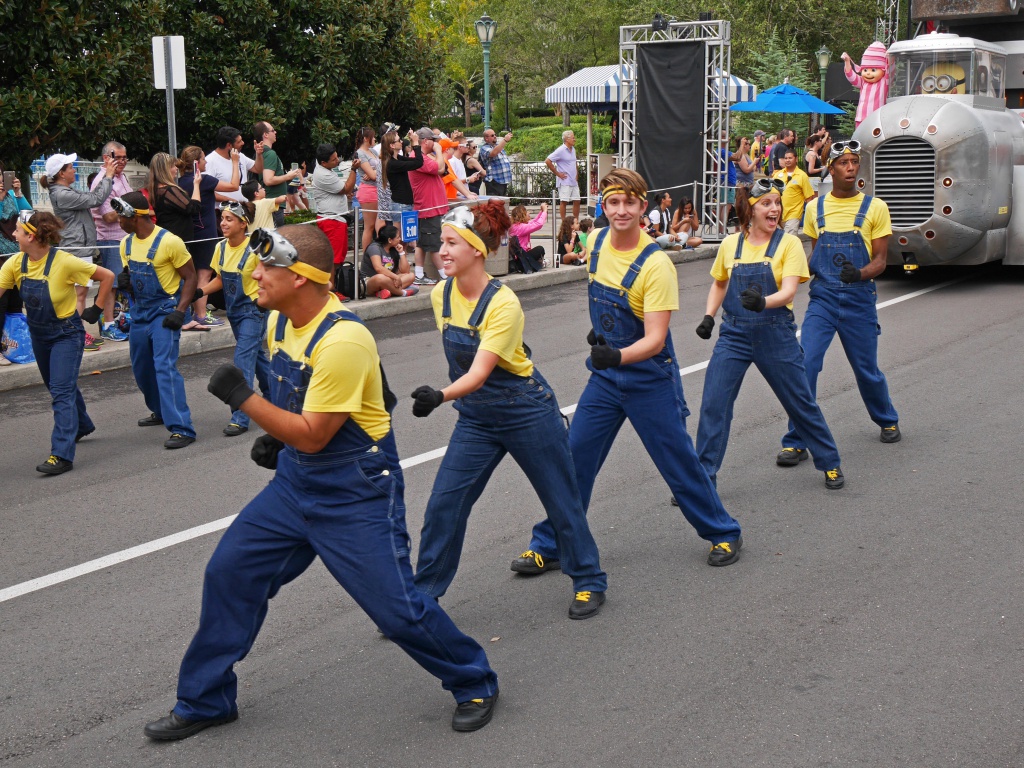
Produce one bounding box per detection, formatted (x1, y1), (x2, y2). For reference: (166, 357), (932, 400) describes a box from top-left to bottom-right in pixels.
(574, 591), (593, 602)
(826, 470), (839, 480)
(469, 698), (484, 704)
(710, 542), (733, 554)
(519, 550), (544, 568)
(45, 455), (59, 465)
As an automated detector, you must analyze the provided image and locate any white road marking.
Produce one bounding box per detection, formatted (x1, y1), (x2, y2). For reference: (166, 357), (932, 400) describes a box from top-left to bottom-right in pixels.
(0, 276), (969, 604)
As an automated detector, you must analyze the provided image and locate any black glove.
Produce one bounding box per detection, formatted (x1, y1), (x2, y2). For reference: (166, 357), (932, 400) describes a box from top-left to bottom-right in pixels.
(162, 309), (186, 330)
(695, 314), (715, 339)
(117, 269), (132, 291)
(590, 335), (622, 370)
(80, 304), (102, 324)
(586, 328), (597, 346)
(839, 260), (861, 284)
(740, 284), (766, 312)
(193, 287), (205, 302)
(411, 385), (445, 417)
(251, 434), (284, 470)
(208, 364), (255, 410)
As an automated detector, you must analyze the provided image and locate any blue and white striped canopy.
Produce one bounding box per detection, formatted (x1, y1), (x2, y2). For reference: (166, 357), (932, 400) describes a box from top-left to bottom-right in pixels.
(545, 64), (756, 105)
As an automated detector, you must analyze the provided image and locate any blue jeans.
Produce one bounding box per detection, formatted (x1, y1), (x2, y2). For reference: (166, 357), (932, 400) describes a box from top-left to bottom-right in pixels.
(31, 318), (93, 461)
(699, 315), (841, 475)
(174, 458), (498, 720)
(129, 317), (195, 437)
(227, 309), (271, 428)
(96, 240), (122, 278)
(415, 389), (606, 598)
(529, 368), (741, 555)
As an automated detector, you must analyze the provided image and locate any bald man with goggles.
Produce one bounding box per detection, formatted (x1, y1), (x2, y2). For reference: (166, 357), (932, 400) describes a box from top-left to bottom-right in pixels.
(777, 140), (901, 471)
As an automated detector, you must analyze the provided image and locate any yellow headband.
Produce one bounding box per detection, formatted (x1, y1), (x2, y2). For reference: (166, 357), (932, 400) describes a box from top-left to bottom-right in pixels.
(601, 186), (647, 203)
(18, 220), (37, 234)
(288, 261), (331, 284)
(134, 207), (154, 216)
(442, 221), (488, 257)
(827, 147), (857, 167)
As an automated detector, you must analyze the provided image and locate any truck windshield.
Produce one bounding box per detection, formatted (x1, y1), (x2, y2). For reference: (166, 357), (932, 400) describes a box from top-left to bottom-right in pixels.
(889, 50), (976, 97)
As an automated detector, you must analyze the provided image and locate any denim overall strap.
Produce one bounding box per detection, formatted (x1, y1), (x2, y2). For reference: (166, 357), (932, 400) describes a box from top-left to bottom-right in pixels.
(809, 195), (875, 293)
(620, 242), (663, 290)
(587, 228), (609, 276)
(440, 277), (502, 323)
(126, 228), (170, 264)
(20, 248), (63, 329)
(722, 229), (788, 322)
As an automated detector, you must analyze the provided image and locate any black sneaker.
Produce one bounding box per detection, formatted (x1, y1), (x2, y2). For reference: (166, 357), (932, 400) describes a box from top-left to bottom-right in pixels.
(75, 427), (95, 443)
(164, 433), (196, 449)
(138, 413), (164, 427)
(568, 590), (606, 620)
(451, 692), (498, 732)
(510, 550), (561, 575)
(707, 536), (742, 566)
(776, 447), (808, 466)
(144, 710), (238, 741)
(880, 425), (902, 443)
(36, 455), (73, 475)
(223, 423), (248, 437)
(825, 467), (845, 490)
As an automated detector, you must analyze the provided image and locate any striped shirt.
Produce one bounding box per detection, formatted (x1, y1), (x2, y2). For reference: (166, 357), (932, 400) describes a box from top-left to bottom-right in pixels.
(846, 70), (889, 127)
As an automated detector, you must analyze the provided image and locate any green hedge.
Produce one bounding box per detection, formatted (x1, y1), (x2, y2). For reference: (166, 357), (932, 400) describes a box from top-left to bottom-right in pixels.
(510, 123), (612, 162)
(284, 210), (317, 225)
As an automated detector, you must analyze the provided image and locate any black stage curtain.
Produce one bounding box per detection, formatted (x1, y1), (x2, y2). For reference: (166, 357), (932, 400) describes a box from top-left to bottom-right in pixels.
(635, 41), (705, 214)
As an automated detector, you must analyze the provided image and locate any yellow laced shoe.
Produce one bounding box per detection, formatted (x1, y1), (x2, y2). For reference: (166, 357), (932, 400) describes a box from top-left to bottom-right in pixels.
(707, 536), (743, 566)
(569, 590), (606, 620)
(825, 467), (845, 490)
(36, 454), (73, 475)
(510, 549), (561, 575)
(880, 425), (902, 444)
(776, 447), (808, 466)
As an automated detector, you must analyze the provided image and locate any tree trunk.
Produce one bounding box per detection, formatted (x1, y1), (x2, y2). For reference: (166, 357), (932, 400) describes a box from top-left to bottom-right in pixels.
(464, 92), (472, 128)
(563, 103), (570, 127)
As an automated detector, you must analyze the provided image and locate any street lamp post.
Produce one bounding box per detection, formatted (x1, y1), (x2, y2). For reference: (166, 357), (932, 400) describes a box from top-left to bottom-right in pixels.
(475, 14), (497, 130)
(816, 46), (831, 127)
(503, 72), (510, 132)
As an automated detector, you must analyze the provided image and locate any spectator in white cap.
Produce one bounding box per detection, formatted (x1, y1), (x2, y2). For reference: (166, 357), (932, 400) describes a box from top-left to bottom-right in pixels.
(39, 152), (119, 350)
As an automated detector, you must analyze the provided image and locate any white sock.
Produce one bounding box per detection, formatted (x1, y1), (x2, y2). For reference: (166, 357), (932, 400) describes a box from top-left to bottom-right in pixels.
(102, 321), (114, 330)
(415, 266), (424, 278)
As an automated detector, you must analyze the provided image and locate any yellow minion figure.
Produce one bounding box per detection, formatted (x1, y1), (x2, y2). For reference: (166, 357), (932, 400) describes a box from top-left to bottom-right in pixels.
(921, 62), (967, 94)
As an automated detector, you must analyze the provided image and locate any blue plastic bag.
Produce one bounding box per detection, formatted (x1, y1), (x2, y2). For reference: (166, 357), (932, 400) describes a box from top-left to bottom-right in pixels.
(1, 312), (35, 364)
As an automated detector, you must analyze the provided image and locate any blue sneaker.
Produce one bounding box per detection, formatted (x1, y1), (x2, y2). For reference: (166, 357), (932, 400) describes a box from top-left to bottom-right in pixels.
(100, 325), (129, 342)
(199, 312), (225, 327)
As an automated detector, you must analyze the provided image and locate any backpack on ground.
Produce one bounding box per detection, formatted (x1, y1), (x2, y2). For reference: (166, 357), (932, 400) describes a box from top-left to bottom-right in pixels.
(508, 237), (543, 274)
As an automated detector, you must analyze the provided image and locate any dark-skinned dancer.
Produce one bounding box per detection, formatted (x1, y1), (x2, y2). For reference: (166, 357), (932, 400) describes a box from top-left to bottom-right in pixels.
(145, 226), (497, 741)
(113, 191), (198, 449)
(777, 141), (900, 469)
(0, 211), (115, 474)
(516, 169), (743, 569)
(410, 201), (608, 620)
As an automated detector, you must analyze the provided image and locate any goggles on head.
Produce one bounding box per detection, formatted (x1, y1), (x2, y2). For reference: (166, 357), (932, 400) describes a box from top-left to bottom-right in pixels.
(441, 206), (488, 255)
(221, 201), (250, 224)
(827, 140), (862, 164)
(249, 228), (331, 284)
(110, 196), (152, 218)
(748, 178), (785, 201)
(17, 210), (37, 234)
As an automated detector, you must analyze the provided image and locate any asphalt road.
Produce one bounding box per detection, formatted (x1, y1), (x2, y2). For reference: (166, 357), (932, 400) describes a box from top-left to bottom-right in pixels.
(2, 261), (1023, 767)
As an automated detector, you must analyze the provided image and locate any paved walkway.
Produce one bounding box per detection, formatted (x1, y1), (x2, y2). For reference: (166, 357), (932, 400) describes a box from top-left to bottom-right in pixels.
(0, 244), (716, 392)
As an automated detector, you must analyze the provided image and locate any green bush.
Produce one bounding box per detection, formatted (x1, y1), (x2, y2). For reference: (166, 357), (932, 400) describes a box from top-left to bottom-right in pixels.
(509, 123), (611, 162)
(284, 210), (317, 225)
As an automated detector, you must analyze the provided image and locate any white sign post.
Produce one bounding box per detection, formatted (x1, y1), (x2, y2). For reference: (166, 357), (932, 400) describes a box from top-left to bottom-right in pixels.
(152, 36), (186, 156)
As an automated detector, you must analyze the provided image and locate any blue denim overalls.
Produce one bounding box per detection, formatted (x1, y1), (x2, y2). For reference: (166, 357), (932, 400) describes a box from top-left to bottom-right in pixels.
(174, 308), (497, 720)
(20, 248), (94, 461)
(217, 239), (271, 429)
(414, 278), (606, 598)
(125, 228), (195, 438)
(528, 229), (741, 557)
(695, 230), (841, 479)
(781, 194), (898, 450)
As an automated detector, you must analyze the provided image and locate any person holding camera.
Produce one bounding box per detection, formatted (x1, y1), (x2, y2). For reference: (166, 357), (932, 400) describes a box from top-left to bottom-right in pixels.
(114, 191), (199, 449)
(480, 129), (513, 197)
(0, 211), (116, 473)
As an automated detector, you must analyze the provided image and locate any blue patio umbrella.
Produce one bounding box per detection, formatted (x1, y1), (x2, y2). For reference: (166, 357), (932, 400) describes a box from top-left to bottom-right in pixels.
(729, 82), (845, 114)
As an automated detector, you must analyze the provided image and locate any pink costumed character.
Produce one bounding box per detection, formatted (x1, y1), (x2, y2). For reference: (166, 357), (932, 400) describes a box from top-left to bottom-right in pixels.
(841, 41), (889, 127)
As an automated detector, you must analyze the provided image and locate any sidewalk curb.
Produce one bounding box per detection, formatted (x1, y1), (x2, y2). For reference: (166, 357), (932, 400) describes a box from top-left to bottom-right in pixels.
(0, 245), (716, 393)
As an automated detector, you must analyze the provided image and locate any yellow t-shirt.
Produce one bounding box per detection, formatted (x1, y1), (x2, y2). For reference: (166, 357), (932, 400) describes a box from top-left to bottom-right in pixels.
(773, 168), (815, 223)
(803, 193), (893, 256)
(267, 294), (390, 441)
(120, 228), (192, 296)
(212, 237), (259, 301)
(248, 198), (278, 233)
(584, 228), (679, 320)
(710, 232), (809, 310)
(431, 277), (534, 378)
(0, 250), (97, 319)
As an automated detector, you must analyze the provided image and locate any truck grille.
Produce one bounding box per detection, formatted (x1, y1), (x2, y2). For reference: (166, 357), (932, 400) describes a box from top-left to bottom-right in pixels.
(872, 137), (936, 228)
